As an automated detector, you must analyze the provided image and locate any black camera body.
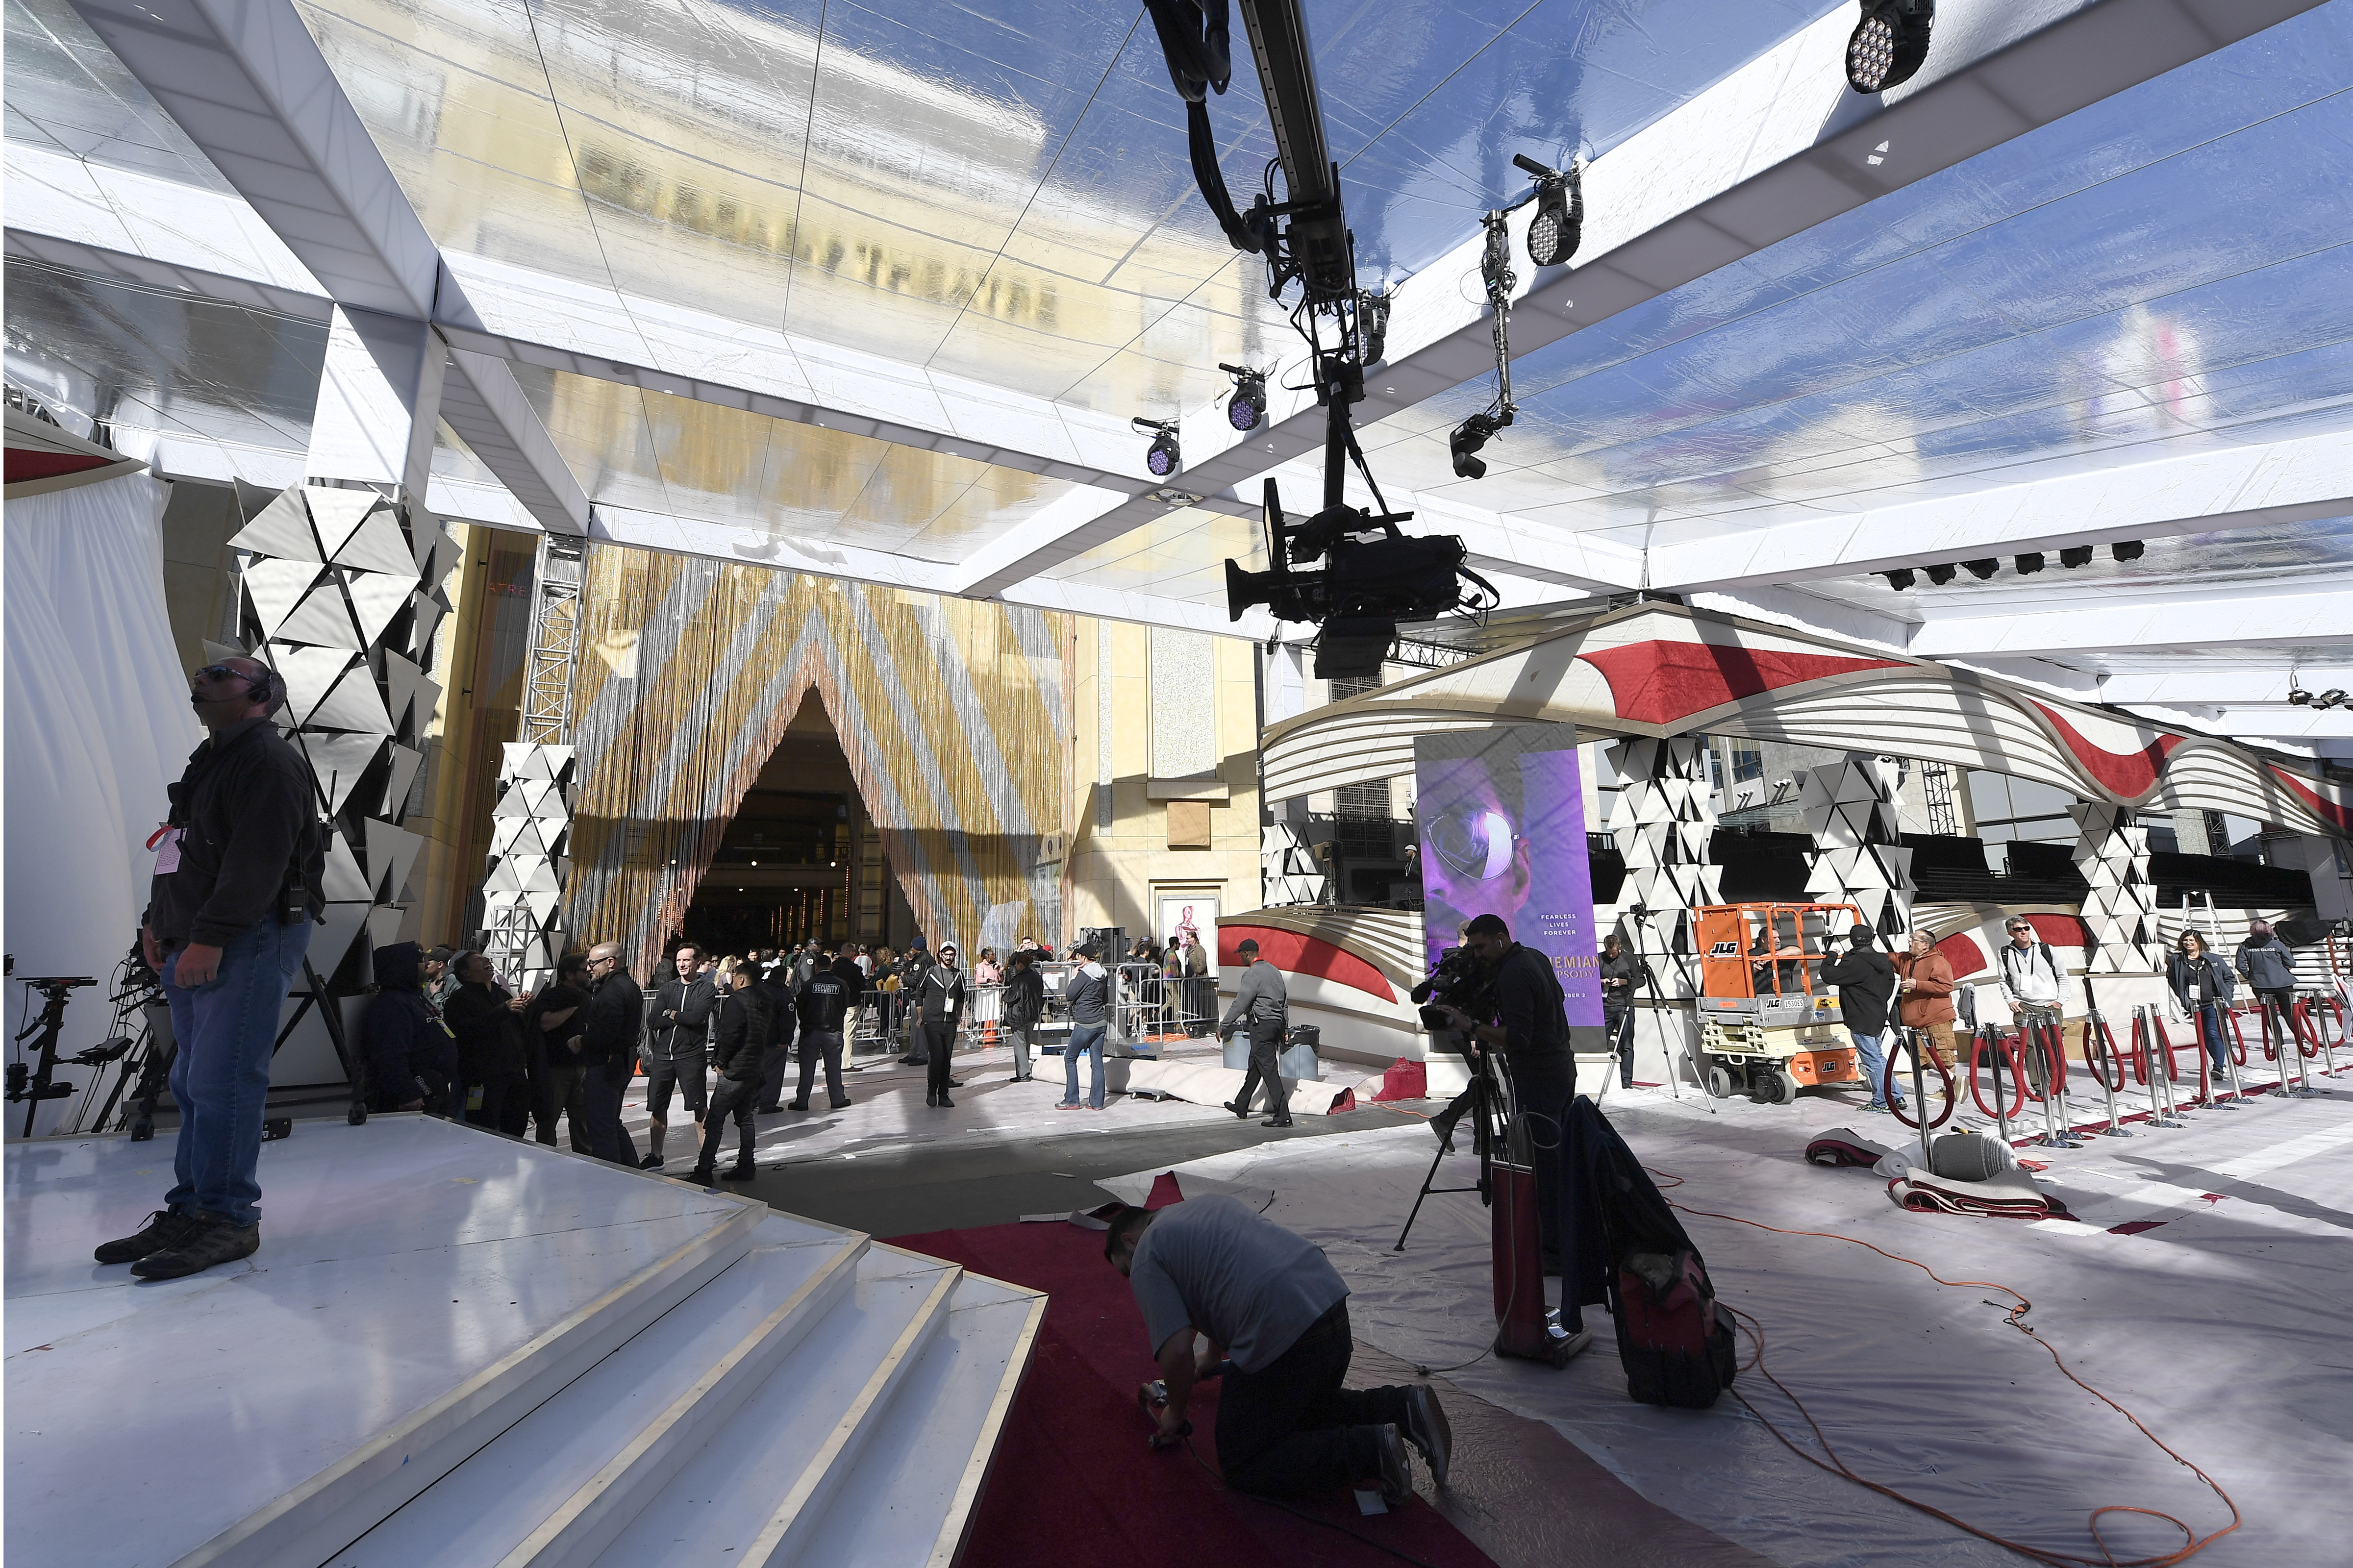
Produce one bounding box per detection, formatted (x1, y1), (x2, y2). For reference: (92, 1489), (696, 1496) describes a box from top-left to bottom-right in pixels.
(1414, 946), (1496, 1046)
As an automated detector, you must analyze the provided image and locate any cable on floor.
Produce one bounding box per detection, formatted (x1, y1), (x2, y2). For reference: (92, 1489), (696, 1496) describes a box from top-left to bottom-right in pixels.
(1645, 1165), (2241, 1567)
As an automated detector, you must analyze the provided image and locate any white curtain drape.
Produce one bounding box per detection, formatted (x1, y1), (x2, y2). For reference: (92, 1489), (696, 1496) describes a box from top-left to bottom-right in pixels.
(5, 472), (202, 1136)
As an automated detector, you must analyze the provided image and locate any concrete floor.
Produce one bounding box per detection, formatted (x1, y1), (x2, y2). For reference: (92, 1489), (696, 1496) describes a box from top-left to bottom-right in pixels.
(729, 1104), (1407, 1236)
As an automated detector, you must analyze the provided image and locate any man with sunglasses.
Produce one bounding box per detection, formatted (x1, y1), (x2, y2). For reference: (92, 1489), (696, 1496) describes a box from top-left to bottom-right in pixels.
(577, 942), (644, 1166)
(99, 658), (323, 1280)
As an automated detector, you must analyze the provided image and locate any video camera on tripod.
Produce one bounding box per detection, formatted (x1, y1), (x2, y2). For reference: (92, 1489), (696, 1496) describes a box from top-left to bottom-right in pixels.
(1412, 945), (1496, 1049)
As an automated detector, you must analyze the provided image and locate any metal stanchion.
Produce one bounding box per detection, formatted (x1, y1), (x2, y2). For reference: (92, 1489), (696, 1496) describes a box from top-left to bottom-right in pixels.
(1908, 1029), (1932, 1169)
(2304, 994), (2343, 1082)
(2029, 1016), (2082, 1149)
(2212, 1009), (2248, 1108)
(2134, 1008), (2184, 1129)
(2272, 999), (2321, 1098)
(2086, 1010), (2131, 1137)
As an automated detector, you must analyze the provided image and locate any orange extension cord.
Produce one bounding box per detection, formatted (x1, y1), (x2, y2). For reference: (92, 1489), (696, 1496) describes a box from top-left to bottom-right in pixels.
(1644, 1165), (2242, 1567)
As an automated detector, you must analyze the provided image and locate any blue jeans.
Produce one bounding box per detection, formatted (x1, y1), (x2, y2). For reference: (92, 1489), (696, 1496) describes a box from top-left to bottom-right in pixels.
(1062, 1021), (1107, 1108)
(1851, 1031), (1903, 1109)
(2190, 1003), (2228, 1078)
(161, 917), (312, 1227)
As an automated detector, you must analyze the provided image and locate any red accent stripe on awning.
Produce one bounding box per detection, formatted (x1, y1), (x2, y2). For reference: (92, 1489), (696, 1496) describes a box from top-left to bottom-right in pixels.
(1576, 641), (1905, 727)
(5, 450), (113, 483)
(1216, 925), (1396, 1002)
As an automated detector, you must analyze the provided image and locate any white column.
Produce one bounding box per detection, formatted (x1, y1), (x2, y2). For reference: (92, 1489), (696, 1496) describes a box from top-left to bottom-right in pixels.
(307, 306), (445, 498)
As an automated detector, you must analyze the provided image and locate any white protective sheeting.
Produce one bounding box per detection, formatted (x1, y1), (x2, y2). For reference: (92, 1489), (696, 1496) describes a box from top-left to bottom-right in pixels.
(1108, 1085), (2353, 1568)
(4, 472), (200, 1134)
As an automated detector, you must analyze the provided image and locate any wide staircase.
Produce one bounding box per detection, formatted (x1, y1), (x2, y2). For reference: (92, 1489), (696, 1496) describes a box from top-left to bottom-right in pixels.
(323, 1212), (1042, 1568)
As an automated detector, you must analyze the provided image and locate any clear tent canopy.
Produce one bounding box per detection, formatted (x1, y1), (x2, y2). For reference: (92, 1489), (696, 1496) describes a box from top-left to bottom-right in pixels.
(5, 0), (2349, 751)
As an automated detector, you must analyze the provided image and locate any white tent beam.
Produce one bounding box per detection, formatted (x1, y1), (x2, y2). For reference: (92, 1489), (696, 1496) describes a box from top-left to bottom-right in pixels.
(1910, 583), (2353, 659)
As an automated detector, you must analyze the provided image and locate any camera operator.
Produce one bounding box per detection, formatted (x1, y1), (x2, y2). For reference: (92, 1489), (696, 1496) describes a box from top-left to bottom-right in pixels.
(1436, 913), (1578, 1292)
(99, 656), (323, 1281)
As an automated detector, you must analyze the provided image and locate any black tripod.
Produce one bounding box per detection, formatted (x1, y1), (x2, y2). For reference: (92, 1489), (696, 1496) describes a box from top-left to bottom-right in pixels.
(8, 976), (99, 1137)
(1624, 904), (1690, 1102)
(1394, 1045), (1512, 1251)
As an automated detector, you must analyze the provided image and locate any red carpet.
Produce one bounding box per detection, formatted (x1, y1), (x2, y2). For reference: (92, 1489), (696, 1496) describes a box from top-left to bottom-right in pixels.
(891, 1183), (1497, 1568)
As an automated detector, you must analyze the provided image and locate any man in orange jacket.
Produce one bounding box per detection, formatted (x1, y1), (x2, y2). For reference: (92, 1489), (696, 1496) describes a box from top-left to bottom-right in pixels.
(1894, 930), (1957, 1074)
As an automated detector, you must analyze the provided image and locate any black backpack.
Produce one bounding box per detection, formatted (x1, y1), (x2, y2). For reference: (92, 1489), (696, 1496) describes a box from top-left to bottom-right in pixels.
(1569, 1100), (1739, 1409)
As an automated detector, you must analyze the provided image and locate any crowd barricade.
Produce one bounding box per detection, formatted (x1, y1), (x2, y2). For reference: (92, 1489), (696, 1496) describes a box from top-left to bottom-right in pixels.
(2295, 991), (2346, 1077)
(2252, 994), (2322, 1097)
(2022, 1015), (2083, 1148)
(965, 983), (1004, 1046)
(2081, 1012), (2132, 1138)
(1883, 1028), (1954, 1161)
(1970, 1025), (2028, 1141)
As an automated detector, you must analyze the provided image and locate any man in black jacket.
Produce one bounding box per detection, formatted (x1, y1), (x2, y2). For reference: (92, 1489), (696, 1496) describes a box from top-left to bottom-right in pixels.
(689, 959), (767, 1182)
(1597, 934), (1648, 1089)
(752, 958), (797, 1113)
(917, 943), (969, 1108)
(1437, 913), (1582, 1328)
(792, 957), (857, 1111)
(526, 952), (593, 1150)
(578, 942), (644, 1166)
(644, 943), (715, 1170)
(1821, 927), (1903, 1114)
(101, 657), (324, 1281)
(362, 941), (458, 1116)
(444, 952), (530, 1130)
(1002, 949), (1047, 1082)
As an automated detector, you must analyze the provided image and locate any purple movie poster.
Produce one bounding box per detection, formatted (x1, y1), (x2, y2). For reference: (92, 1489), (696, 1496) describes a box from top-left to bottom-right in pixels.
(1414, 726), (1602, 1026)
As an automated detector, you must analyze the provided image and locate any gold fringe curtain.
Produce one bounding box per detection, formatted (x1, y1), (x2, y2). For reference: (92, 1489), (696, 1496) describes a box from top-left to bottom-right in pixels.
(563, 545), (1071, 964)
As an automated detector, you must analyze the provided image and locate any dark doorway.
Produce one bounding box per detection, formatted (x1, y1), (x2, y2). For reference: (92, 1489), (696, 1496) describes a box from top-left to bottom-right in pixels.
(681, 695), (891, 954)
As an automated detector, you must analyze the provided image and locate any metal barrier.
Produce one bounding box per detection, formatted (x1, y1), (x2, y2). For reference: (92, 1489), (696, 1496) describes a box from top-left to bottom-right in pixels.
(1883, 1027), (1954, 1166)
(2185, 1009), (2237, 1109)
(2022, 1015), (2083, 1149)
(2129, 1007), (2187, 1129)
(1969, 1024), (2027, 1143)
(2081, 1011), (2132, 1138)
(2296, 992), (2346, 1079)
(2252, 997), (2321, 1098)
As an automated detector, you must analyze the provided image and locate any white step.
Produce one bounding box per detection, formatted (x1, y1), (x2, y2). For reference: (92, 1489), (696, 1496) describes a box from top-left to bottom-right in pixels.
(587, 1247), (963, 1568)
(327, 1214), (864, 1568)
(779, 1253), (1047, 1568)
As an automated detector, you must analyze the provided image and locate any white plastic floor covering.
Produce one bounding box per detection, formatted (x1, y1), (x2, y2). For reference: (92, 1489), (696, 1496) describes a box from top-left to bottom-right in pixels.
(1102, 1080), (2353, 1568)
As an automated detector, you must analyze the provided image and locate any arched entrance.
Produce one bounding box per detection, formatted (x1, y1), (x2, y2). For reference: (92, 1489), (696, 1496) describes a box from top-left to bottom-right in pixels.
(678, 693), (912, 955)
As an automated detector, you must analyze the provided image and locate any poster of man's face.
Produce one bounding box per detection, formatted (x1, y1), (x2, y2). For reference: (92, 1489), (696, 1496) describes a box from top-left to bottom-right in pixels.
(1414, 724), (1601, 1026)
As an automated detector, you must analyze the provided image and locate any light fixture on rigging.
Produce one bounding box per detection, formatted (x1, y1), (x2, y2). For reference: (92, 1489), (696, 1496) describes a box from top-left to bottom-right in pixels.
(1924, 563), (1956, 585)
(1131, 417), (1180, 477)
(1961, 558), (1999, 580)
(1846, 0), (1934, 94)
(2059, 546), (2094, 568)
(1219, 363), (1266, 431)
(2014, 552), (2045, 574)
(1512, 153), (1584, 268)
(1881, 568), (1916, 591)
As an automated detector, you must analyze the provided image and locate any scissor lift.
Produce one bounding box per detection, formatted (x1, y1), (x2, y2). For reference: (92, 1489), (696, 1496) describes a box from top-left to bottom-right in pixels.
(1694, 901), (1868, 1103)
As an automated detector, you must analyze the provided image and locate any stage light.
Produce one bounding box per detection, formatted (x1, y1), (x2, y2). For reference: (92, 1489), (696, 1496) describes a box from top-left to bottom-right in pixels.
(1358, 289), (1390, 365)
(1924, 563), (1955, 585)
(1846, 0), (1934, 94)
(2320, 689), (2350, 710)
(1881, 568), (1915, 591)
(1220, 363), (1266, 431)
(1511, 154), (1582, 268)
(2015, 552), (2045, 574)
(2059, 546), (2094, 568)
(1132, 417), (1180, 477)
(1961, 558), (1999, 580)
(1449, 410), (1508, 480)
(2111, 540), (2144, 562)
(2289, 687), (2313, 706)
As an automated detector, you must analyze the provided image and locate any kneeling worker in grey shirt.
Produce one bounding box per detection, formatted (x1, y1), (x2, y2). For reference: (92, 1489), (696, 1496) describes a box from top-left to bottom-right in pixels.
(1105, 1194), (1450, 1502)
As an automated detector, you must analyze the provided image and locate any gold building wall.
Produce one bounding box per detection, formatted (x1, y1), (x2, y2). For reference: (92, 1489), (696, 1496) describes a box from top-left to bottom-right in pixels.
(1066, 619), (1263, 947)
(562, 545), (1073, 964)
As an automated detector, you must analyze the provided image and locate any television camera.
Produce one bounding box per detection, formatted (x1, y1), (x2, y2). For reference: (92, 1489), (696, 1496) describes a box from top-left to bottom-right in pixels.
(1145, 0), (1497, 676)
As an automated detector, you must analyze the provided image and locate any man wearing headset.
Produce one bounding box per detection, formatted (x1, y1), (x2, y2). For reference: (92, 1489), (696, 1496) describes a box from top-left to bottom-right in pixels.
(99, 657), (323, 1280)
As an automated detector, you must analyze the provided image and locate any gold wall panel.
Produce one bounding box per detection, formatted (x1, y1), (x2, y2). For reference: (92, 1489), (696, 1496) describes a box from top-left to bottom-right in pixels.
(563, 543), (1072, 963)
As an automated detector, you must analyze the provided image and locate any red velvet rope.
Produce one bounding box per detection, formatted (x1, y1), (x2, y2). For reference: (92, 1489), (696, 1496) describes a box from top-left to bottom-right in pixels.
(2125, 1013), (2151, 1087)
(1969, 1028), (2028, 1121)
(2083, 1017), (2126, 1093)
(1881, 1031), (1954, 1132)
